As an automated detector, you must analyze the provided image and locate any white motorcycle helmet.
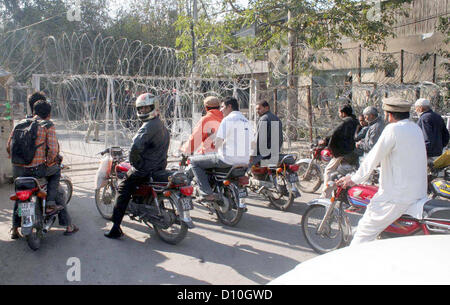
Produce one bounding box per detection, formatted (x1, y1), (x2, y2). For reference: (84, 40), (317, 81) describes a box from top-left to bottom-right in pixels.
(135, 93), (158, 121)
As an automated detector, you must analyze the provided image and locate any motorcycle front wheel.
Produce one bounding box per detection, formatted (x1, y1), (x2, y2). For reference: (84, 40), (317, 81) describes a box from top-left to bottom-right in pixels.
(301, 204), (344, 254)
(95, 180), (116, 220)
(216, 186), (244, 227)
(59, 177), (73, 205)
(297, 161), (322, 193)
(151, 196), (188, 245)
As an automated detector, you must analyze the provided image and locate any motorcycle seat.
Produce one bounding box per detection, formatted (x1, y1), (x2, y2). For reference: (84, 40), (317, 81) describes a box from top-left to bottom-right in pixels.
(279, 154), (296, 165)
(14, 177), (47, 190)
(423, 199), (450, 219)
(206, 165), (248, 178)
(150, 170), (189, 186)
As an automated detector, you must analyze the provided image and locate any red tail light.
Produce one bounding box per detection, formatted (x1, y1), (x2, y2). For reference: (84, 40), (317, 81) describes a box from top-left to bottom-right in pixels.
(238, 176), (250, 186)
(180, 186), (194, 196)
(289, 164), (300, 172)
(16, 190), (33, 201)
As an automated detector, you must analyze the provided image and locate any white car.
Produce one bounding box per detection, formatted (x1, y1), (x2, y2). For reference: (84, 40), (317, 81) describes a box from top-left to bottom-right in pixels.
(269, 235), (450, 285)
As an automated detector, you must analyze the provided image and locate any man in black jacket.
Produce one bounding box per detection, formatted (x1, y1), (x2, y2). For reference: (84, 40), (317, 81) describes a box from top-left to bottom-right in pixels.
(415, 98), (449, 158)
(320, 104), (358, 198)
(250, 101), (283, 166)
(104, 93), (170, 239)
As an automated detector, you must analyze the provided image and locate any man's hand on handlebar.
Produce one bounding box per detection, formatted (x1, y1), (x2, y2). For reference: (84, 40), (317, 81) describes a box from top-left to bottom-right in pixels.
(336, 175), (355, 189)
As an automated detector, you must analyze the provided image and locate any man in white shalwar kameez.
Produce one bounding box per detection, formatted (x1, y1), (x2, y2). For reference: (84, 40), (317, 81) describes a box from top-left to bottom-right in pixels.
(338, 97), (428, 245)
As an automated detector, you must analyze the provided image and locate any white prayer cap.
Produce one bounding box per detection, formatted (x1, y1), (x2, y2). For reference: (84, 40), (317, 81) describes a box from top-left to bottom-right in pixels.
(414, 98), (431, 108)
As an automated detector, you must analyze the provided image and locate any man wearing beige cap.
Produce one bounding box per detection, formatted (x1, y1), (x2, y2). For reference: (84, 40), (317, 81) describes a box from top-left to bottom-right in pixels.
(338, 97), (428, 245)
(414, 98), (449, 158)
(180, 96), (223, 155)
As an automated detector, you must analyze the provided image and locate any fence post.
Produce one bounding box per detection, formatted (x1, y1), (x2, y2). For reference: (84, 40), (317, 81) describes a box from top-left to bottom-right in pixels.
(110, 78), (118, 146)
(307, 85), (313, 143)
(400, 49), (404, 84)
(105, 78), (111, 149)
(433, 53), (437, 84)
(358, 45), (362, 83)
(273, 88), (278, 116)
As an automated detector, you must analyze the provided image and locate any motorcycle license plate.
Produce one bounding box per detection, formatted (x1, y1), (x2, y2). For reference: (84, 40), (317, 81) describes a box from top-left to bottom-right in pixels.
(288, 174), (299, 183)
(19, 202), (34, 217)
(181, 197), (193, 211)
(238, 188), (248, 198)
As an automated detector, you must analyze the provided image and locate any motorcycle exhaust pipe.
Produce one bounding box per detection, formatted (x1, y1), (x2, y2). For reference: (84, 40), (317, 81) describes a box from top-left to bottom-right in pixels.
(425, 220), (450, 233)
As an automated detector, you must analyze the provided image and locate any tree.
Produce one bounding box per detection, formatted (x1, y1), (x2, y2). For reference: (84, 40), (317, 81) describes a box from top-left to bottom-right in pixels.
(0, 0), (110, 38)
(176, 0), (413, 71)
(106, 0), (179, 47)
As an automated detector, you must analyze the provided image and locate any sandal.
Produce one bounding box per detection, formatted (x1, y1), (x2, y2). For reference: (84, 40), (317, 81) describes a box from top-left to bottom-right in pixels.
(64, 224), (79, 236)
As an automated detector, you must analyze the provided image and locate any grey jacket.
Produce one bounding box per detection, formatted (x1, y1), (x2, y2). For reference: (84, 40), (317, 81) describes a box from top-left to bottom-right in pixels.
(359, 116), (385, 153)
(129, 115), (170, 177)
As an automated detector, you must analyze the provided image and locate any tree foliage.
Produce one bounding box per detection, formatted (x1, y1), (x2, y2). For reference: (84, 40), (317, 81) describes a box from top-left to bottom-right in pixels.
(176, 0), (413, 72)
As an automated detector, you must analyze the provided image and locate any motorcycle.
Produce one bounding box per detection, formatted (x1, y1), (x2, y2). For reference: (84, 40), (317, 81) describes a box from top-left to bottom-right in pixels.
(9, 164), (73, 251)
(427, 156), (450, 200)
(296, 140), (332, 193)
(180, 155), (249, 227)
(247, 154), (301, 211)
(95, 147), (194, 245)
(301, 182), (450, 254)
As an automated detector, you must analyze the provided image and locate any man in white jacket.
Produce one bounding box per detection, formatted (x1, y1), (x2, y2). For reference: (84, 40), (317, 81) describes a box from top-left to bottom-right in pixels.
(338, 97), (428, 245)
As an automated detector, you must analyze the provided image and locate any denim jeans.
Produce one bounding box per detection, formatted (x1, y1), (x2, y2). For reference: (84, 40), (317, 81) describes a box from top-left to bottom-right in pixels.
(189, 153), (231, 196)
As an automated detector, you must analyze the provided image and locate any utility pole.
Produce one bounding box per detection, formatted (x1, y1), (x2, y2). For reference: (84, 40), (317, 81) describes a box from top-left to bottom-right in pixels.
(190, 0), (198, 65)
(287, 8), (297, 140)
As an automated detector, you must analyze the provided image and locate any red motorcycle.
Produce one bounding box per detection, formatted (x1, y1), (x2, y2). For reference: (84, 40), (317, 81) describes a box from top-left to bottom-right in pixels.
(95, 147), (194, 245)
(9, 165), (73, 251)
(296, 140), (333, 193)
(248, 154), (301, 211)
(301, 182), (450, 254)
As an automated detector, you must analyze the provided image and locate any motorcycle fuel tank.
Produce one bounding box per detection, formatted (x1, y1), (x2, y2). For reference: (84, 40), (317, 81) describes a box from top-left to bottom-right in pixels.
(347, 185), (379, 208)
(431, 179), (450, 199)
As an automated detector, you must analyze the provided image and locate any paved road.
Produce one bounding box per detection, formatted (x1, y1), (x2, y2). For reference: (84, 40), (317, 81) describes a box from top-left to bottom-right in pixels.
(0, 167), (322, 285)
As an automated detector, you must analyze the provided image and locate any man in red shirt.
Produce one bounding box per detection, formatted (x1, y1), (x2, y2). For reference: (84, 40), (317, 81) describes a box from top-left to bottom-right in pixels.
(180, 96), (224, 155)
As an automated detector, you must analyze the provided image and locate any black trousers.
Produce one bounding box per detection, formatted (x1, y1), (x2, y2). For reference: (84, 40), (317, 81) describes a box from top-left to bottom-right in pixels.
(111, 172), (149, 226)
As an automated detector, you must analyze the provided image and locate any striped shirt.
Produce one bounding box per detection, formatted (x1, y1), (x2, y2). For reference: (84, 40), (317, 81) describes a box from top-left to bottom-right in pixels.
(6, 116), (60, 167)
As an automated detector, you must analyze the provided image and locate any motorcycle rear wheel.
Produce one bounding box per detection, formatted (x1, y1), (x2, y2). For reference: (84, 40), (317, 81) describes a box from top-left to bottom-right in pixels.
(297, 161), (322, 193)
(26, 203), (43, 251)
(216, 186), (244, 227)
(301, 204), (344, 254)
(95, 180), (116, 220)
(267, 175), (294, 211)
(152, 197), (188, 245)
